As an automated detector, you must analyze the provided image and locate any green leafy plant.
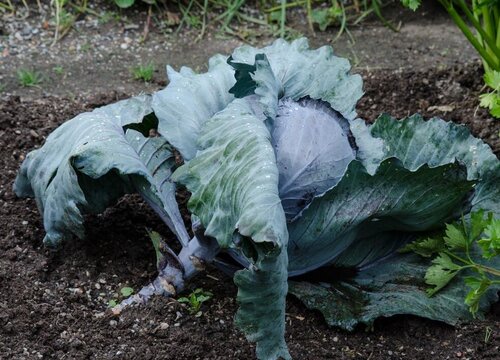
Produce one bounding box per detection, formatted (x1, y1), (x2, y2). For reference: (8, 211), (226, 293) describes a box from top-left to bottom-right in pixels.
(120, 286), (134, 297)
(15, 39), (500, 360)
(403, 211), (499, 315)
(132, 63), (155, 82)
(401, 0), (500, 117)
(98, 10), (120, 24)
(17, 69), (43, 87)
(178, 288), (213, 315)
(53, 65), (65, 75)
(108, 286), (135, 308)
(480, 70), (500, 117)
(484, 325), (493, 343)
(311, 2), (345, 32)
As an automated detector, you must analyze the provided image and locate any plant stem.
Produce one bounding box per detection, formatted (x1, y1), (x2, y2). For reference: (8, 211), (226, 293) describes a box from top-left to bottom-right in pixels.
(438, 0), (500, 70)
(306, 0), (313, 33)
(476, 264), (500, 277)
(280, 0), (286, 38)
(197, 0), (208, 41)
(265, 1), (304, 13)
(371, 0), (400, 32)
(472, 0), (490, 72)
(444, 250), (500, 277)
(455, 0), (500, 62)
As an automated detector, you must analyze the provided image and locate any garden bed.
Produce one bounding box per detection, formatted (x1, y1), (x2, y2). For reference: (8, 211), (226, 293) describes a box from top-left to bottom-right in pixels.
(0, 63), (498, 359)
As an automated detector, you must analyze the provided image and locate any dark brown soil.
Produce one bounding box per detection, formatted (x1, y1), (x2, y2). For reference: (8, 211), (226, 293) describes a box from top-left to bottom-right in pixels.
(0, 64), (499, 360)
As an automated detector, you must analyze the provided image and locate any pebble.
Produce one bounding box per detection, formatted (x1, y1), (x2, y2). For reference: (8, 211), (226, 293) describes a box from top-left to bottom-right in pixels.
(120, 43), (128, 50)
(109, 320), (118, 326)
(124, 24), (140, 30)
(159, 322), (169, 330)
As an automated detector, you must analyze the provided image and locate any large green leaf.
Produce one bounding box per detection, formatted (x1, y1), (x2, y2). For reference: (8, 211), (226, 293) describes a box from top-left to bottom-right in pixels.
(229, 38), (363, 121)
(14, 96), (189, 246)
(287, 114), (499, 328)
(125, 130), (191, 246)
(152, 55), (235, 161)
(287, 159), (474, 275)
(289, 251), (499, 331)
(369, 114), (500, 213)
(172, 99), (290, 360)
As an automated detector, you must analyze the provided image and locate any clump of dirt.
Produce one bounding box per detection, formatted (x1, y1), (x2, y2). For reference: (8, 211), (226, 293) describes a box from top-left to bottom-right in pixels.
(0, 63), (499, 359)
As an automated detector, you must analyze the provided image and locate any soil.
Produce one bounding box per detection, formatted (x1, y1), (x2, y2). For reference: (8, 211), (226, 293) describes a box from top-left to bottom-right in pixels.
(0, 62), (499, 360)
(0, 1), (479, 99)
(1, 0), (500, 358)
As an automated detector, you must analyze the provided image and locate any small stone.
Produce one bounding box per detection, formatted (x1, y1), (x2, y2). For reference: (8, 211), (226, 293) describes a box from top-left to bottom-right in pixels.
(159, 322), (169, 330)
(69, 287), (83, 295)
(120, 43), (128, 50)
(124, 24), (140, 30)
(333, 337), (338, 342)
(22, 220), (28, 225)
(21, 25), (32, 36)
(94, 312), (105, 318)
(70, 339), (83, 349)
(109, 320), (118, 326)
(95, 283), (101, 290)
(456, 352), (462, 358)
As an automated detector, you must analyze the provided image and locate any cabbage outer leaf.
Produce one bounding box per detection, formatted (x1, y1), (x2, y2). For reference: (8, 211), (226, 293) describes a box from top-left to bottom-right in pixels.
(288, 114), (499, 328)
(152, 54), (235, 161)
(287, 159), (474, 275)
(14, 96), (189, 246)
(229, 37), (363, 121)
(172, 99), (290, 360)
(289, 251), (499, 331)
(125, 130), (191, 246)
(369, 114), (500, 214)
